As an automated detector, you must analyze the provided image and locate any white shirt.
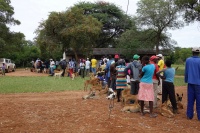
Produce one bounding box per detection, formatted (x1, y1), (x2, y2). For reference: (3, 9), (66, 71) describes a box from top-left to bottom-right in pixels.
(85, 60), (91, 69)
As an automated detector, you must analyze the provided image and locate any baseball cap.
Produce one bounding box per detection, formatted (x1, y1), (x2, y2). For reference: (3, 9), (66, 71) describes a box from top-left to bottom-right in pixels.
(114, 54), (119, 59)
(192, 47), (200, 52)
(156, 54), (163, 58)
(150, 55), (158, 61)
(133, 54), (140, 60)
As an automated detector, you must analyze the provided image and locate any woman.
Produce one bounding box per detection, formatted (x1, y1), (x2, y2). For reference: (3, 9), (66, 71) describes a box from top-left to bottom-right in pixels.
(138, 56), (157, 118)
(116, 59), (127, 102)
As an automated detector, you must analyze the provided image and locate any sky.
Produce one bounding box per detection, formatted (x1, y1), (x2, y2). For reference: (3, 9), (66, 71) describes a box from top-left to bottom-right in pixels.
(10, 0), (200, 48)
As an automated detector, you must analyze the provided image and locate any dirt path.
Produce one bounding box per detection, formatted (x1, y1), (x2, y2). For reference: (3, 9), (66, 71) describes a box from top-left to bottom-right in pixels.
(0, 69), (199, 133)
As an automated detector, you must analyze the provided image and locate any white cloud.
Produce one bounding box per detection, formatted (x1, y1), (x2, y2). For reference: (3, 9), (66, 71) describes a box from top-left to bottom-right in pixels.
(10, 0), (200, 48)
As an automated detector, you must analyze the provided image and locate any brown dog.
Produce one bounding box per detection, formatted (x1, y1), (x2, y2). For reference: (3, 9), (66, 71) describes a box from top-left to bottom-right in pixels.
(160, 101), (175, 118)
(121, 100), (140, 113)
(121, 87), (138, 106)
(83, 77), (99, 91)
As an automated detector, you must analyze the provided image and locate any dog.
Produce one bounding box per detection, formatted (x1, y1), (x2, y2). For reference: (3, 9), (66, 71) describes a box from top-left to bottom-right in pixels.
(99, 85), (109, 95)
(121, 100), (140, 113)
(160, 101), (175, 118)
(83, 77), (99, 91)
(71, 73), (75, 80)
(106, 88), (116, 99)
(89, 81), (103, 94)
(43, 68), (47, 73)
(167, 93), (184, 109)
(36, 69), (40, 73)
(54, 71), (63, 79)
(121, 86), (138, 106)
(82, 91), (96, 100)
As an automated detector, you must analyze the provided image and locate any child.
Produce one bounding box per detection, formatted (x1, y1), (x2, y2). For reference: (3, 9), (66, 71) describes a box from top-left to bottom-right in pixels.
(2, 63), (6, 76)
(138, 56), (157, 118)
(157, 60), (179, 114)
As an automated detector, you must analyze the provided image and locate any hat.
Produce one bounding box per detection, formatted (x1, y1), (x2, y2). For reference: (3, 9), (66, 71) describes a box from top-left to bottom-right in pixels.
(156, 54), (163, 58)
(114, 54), (119, 59)
(150, 55), (158, 61)
(192, 47), (200, 52)
(133, 54), (140, 60)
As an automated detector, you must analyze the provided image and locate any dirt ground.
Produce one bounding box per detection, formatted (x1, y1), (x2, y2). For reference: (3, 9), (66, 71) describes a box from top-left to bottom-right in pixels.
(0, 69), (199, 133)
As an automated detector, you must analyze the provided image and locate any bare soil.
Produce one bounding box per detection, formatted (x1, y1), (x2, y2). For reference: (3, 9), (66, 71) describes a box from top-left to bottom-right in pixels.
(0, 69), (199, 133)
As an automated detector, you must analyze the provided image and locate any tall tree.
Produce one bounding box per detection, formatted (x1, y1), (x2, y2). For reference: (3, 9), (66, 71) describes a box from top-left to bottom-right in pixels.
(35, 7), (102, 60)
(136, 0), (183, 54)
(175, 0), (200, 23)
(75, 1), (132, 48)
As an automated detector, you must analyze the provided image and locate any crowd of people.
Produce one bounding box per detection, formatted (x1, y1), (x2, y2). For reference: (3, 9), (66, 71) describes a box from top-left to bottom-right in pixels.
(29, 47), (200, 120)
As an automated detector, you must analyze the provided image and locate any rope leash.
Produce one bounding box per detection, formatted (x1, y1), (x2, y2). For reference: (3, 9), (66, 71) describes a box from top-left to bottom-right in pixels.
(108, 97), (114, 119)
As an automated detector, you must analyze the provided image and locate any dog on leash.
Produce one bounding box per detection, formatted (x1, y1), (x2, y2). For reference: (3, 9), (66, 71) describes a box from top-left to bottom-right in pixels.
(54, 71), (63, 79)
(121, 100), (140, 113)
(121, 86), (138, 106)
(106, 88), (116, 99)
(167, 93), (184, 109)
(160, 101), (175, 118)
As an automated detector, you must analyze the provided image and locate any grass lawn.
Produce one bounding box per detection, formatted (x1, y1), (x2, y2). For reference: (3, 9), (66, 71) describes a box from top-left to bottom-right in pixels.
(0, 76), (86, 94)
(172, 64), (185, 76)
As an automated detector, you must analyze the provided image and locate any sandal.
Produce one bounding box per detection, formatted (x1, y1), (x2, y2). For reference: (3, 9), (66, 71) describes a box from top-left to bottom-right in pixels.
(150, 113), (157, 118)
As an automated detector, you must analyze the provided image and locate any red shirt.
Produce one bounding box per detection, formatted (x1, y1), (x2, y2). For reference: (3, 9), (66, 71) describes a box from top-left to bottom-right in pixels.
(150, 61), (159, 80)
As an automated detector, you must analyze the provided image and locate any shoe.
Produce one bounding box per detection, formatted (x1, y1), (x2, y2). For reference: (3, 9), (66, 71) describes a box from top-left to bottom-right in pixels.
(150, 113), (157, 118)
(117, 99), (120, 102)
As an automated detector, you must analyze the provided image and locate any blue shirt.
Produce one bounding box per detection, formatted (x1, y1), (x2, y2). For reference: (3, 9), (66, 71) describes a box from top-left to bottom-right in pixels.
(141, 64), (155, 83)
(164, 68), (175, 83)
(105, 59), (114, 77)
(185, 56), (200, 85)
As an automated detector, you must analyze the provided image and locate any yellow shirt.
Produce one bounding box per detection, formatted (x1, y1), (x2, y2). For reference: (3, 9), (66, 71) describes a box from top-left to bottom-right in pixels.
(158, 59), (164, 71)
(91, 59), (97, 68)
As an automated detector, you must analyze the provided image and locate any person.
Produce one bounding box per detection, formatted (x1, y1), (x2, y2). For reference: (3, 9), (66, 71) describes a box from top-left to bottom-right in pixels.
(1, 63), (6, 76)
(85, 58), (91, 76)
(157, 60), (179, 114)
(124, 54), (142, 95)
(150, 55), (160, 108)
(91, 56), (97, 75)
(105, 55), (115, 89)
(79, 59), (85, 78)
(49, 59), (55, 76)
(138, 56), (157, 118)
(59, 58), (67, 77)
(185, 47), (200, 121)
(68, 59), (75, 78)
(156, 54), (164, 95)
(116, 59), (127, 102)
(109, 55), (119, 91)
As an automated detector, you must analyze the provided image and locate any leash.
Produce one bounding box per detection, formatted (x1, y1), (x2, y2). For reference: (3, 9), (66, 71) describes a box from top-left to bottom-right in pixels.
(108, 97), (115, 119)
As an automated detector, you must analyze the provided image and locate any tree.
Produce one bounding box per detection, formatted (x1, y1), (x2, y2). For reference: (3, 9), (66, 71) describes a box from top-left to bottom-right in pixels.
(74, 1), (132, 48)
(175, 0), (200, 23)
(136, 0), (183, 54)
(35, 7), (102, 60)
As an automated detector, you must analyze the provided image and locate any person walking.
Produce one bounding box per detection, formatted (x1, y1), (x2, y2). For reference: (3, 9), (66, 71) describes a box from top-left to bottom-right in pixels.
(185, 47), (200, 121)
(124, 54), (142, 95)
(79, 59), (85, 78)
(59, 59), (67, 77)
(157, 60), (179, 114)
(138, 56), (157, 118)
(1, 63), (6, 76)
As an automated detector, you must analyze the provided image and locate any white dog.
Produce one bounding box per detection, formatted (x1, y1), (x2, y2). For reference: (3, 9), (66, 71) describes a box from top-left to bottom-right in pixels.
(54, 71), (63, 79)
(106, 88), (116, 99)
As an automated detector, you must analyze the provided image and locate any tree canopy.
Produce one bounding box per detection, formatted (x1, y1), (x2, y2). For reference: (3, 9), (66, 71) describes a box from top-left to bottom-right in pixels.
(135, 0), (183, 54)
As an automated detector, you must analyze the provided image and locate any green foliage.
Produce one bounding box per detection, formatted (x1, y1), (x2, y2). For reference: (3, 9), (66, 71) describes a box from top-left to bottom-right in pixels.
(0, 76), (86, 94)
(175, 0), (200, 22)
(36, 7), (102, 60)
(74, 1), (132, 48)
(136, 0), (183, 54)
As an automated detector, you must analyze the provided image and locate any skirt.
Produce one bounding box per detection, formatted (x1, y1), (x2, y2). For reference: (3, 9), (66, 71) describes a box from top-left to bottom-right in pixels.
(138, 82), (154, 101)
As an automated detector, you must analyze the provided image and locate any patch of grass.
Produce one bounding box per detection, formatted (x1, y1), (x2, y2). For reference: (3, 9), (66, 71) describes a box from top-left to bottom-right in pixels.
(172, 64), (185, 76)
(174, 77), (187, 87)
(0, 76), (86, 94)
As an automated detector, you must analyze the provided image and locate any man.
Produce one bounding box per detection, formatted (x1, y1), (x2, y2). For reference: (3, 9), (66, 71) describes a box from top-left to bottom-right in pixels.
(85, 58), (91, 76)
(105, 55), (115, 88)
(59, 58), (67, 77)
(156, 54), (164, 95)
(124, 54), (142, 95)
(150, 55), (160, 108)
(49, 59), (55, 76)
(91, 56), (97, 75)
(185, 47), (200, 121)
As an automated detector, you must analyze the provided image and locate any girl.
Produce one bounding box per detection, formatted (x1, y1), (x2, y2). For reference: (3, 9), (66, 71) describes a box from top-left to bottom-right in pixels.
(138, 56), (157, 118)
